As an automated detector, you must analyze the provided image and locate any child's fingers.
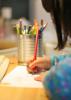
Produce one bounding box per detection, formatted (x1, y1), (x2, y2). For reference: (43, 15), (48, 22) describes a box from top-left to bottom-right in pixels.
(27, 67), (33, 73)
(27, 65), (39, 73)
(29, 60), (39, 69)
(34, 74), (44, 81)
(29, 60), (46, 69)
(27, 57), (42, 67)
(27, 57), (34, 66)
(34, 72), (48, 81)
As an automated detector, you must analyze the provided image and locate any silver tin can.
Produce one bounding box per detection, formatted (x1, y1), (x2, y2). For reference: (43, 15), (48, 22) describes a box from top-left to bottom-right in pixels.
(17, 34), (43, 64)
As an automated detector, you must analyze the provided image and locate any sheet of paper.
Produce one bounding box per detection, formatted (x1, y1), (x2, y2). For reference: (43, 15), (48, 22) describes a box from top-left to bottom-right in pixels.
(1, 66), (43, 88)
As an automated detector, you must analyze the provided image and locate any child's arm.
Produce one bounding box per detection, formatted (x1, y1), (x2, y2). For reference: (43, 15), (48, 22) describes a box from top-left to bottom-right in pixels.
(27, 54), (71, 73)
(43, 57), (71, 100)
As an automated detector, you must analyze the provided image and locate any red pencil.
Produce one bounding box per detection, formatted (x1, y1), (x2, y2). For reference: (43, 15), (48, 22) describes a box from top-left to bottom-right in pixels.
(31, 28), (39, 73)
(33, 29), (39, 60)
(33, 19), (39, 60)
(29, 23), (39, 73)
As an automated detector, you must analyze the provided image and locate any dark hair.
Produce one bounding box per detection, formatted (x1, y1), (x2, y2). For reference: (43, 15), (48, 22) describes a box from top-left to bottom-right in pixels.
(41, 0), (71, 49)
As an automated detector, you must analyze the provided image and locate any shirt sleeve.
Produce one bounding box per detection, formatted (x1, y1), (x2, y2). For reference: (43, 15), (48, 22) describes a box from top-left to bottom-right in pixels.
(43, 57), (71, 100)
(50, 54), (71, 67)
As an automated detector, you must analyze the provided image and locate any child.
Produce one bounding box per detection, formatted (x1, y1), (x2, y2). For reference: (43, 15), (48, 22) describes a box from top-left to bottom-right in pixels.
(27, 0), (71, 100)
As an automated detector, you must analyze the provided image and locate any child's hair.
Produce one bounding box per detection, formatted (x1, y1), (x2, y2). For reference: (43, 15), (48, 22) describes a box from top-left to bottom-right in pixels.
(41, 0), (71, 49)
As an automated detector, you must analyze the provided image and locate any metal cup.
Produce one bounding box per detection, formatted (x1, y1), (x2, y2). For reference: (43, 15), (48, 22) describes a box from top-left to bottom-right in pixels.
(17, 34), (43, 65)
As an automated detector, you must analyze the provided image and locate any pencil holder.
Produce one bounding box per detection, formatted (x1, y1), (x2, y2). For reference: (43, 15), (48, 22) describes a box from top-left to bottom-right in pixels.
(17, 34), (43, 65)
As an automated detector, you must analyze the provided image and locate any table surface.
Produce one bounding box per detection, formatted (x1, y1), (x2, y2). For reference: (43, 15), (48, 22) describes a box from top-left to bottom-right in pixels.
(0, 56), (49, 100)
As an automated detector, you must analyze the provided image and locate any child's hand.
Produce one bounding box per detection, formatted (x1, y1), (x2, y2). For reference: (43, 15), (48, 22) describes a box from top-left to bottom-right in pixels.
(34, 71), (48, 81)
(27, 56), (50, 73)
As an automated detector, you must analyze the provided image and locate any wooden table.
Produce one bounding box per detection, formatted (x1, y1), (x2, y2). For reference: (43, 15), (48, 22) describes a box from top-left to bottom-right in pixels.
(0, 56), (49, 100)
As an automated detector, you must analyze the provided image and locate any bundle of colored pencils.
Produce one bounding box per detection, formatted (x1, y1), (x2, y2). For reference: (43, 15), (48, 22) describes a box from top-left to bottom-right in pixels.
(16, 19), (47, 36)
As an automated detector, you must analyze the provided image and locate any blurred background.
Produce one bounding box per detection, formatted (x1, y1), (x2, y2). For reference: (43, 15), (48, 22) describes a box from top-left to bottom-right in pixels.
(0, 0), (59, 57)
(0, 0), (57, 40)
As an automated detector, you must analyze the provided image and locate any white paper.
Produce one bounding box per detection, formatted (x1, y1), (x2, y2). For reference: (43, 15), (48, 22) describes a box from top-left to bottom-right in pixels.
(1, 66), (43, 88)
